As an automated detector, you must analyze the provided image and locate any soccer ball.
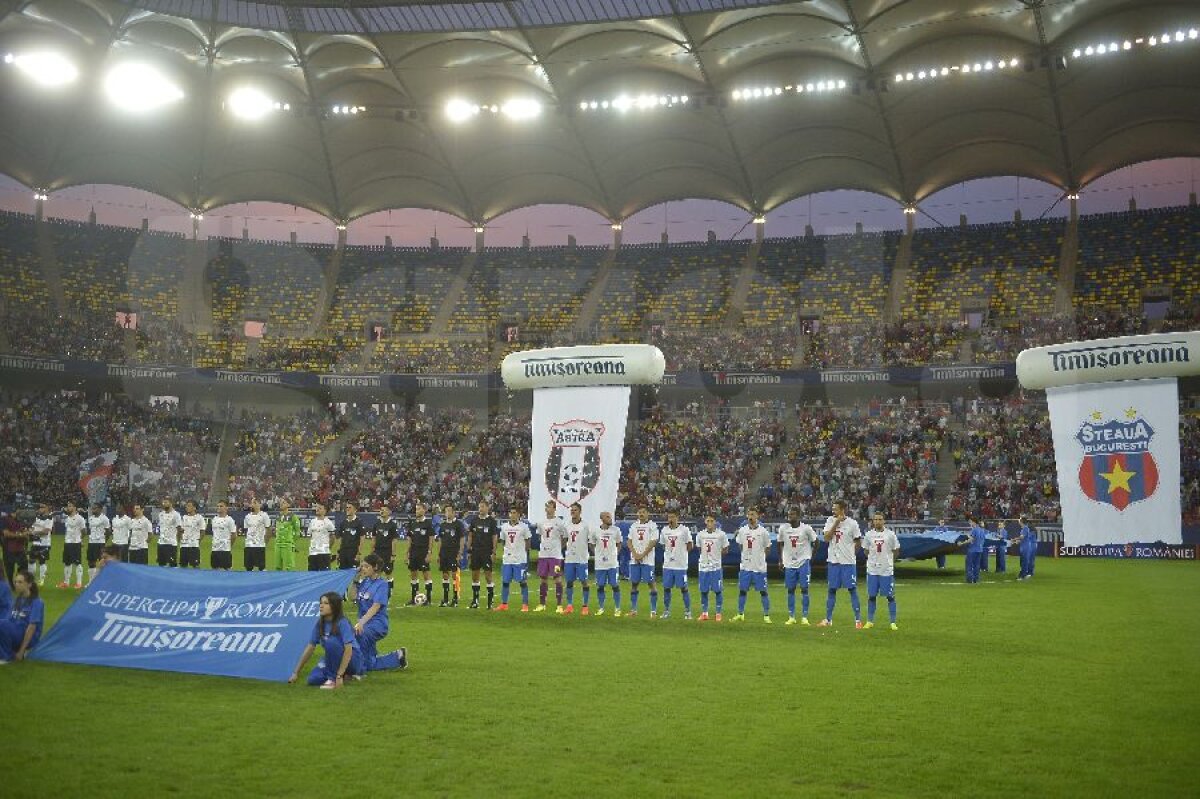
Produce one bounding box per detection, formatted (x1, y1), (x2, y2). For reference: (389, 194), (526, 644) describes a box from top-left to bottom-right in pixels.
(561, 464), (581, 493)
(413, 593), (427, 606)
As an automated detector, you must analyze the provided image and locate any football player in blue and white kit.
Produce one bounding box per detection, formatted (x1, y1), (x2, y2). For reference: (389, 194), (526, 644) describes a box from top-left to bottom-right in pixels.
(695, 515), (727, 621)
(863, 511), (900, 630)
(777, 508), (818, 625)
(534, 500), (567, 613)
(496, 509), (531, 612)
(626, 506), (659, 617)
(562, 503), (592, 615)
(659, 511), (693, 620)
(818, 500), (863, 628)
(588, 511), (622, 617)
(733, 509), (771, 623)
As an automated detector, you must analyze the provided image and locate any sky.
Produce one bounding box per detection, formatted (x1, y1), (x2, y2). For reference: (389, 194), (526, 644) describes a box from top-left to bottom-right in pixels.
(0, 158), (1196, 248)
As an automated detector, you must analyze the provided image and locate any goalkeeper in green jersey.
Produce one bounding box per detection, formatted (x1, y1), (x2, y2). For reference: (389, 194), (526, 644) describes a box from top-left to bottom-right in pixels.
(274, 502), (303, 571)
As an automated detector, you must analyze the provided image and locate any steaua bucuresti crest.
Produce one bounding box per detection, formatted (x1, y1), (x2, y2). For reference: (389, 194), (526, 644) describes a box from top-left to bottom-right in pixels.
(1075, 407), (1158, 512)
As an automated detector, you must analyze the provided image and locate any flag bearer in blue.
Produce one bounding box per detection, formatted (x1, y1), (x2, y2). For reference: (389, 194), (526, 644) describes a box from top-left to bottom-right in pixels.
(351, 554), (407, 673)
(931, 518), (952, 569)
(1015, 516), (1037, 580)
(0, 571), (44, 662)
(963, 513), (987, 584)
(289, 591), (361, 689)
(993, 519), (1009, 573)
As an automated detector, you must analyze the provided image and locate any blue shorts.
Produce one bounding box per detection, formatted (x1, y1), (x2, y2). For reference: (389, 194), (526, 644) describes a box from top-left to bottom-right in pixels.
(866, 574), (895, 598)
(563, 562), (588, 582)
(594, 567), (619, 587)
(698, 570), (723, 592)
(501, 563), (528, 583)
(784, 562), (811, 590)
(662, 568), (688, 589)
(828, 563), (857, 591)
(738, 570), (767, 592)
(629, 563), (655, 584)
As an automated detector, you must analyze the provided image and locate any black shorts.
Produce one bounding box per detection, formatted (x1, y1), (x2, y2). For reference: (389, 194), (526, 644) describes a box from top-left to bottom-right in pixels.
(63, 542), (82, 565)
(407, 552), (430, 573)
(244, 547), (266, 571)
(86, 542), (104, 566)
(337, 552), (358, 571)
(308, 553), (331, 572)
(179, 546), (201, 568)
(373, 552), (394, 574)
(128, 548), (149, 565)
(157, 544), (177, 567)
(116, 544), (129, 562)
(211, 550), (232, 570)
(469, 551), (493, 571)
(439, 552), (460, 572)
(30, 545), (50, 565)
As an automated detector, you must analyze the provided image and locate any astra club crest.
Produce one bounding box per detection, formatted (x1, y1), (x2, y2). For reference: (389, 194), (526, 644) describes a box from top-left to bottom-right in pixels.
(544, 419), (604, 506)
(1074, 407), (1159, 512)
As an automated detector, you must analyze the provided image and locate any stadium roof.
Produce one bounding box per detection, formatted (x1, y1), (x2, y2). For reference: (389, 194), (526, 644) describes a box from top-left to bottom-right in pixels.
(0, 0), (1198, 223)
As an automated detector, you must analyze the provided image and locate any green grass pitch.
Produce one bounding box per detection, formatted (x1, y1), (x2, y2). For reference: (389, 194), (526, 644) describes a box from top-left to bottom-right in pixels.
(3, 543), (1198, 798)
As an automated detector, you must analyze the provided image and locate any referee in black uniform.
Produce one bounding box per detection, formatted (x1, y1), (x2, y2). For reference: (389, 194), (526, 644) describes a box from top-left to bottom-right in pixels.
(466, 500), (501, 609)
(336, 502), (366, 570)
(437, 504), (468, 607)
(372, 505), (400, 589)
(406, 502), (436, 605)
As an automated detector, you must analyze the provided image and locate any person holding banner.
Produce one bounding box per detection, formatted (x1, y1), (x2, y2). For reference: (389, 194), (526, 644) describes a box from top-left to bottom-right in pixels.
(963, 513), (987, 584)
(307, 504), (335, 571)
(1015, 516), (1037, 580)
(350, 554), (407, 673)
(127, 505), (152, 565)
(0, 571), (44, 663)
(288, 591), (362, 689)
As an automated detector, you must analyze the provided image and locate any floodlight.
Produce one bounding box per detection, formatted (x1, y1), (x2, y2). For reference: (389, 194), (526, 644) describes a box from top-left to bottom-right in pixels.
(501, 97), (542, 120)
(7, 51), (78, 87)
(104, 63), (183, 112)
(228, 87), (274, 120)
(445, 98), (478, 123)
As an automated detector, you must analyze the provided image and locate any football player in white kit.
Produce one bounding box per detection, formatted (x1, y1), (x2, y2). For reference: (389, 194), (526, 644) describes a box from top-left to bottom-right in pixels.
(863, 511), (901, 630)
(156, 499), (183, 567)
(209, 502), (237, 570)
(243, 499), (270, 571)
(59, 502), (87, 588)
(127, 505), (153, 565)
(626, 506), (659, 617)
(534, 500), (567, 613)
(777, 508), (819, 625)
(307, 503), (335, 571)
(85, 503), (111, 584)
(110, 506), (132, 564)
(818, 500), (863, 628)
(659, 510), (693, 620)
(562, 503), (593, 615)
(496, 508), (532, 612)
(696, 515), (728, 621)
(29, 503), (54, 584)
(588, 511), (622, 617)
(179, 501), (205, 568)
(733, 508), (771, 623)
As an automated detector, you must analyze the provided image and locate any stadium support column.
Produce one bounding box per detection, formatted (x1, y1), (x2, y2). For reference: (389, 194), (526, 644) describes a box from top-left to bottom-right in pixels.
(1054, 194), (1080, 314)
(753, 215), (765, 244)
(611, 222), (622, 250)
(474, 225), (485, 253)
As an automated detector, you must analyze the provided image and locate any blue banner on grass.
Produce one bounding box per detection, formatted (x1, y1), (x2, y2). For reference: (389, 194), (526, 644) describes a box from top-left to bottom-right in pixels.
(32, 564), (355, 682)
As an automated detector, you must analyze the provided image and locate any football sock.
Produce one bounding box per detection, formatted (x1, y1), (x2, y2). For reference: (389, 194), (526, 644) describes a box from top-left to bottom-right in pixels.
(472, 583), (480, 601)
(760, 590), (770, 614)
(649, 589), (658, 613)
(700, 591), (709, 612)
(566, 584), (575, 605)
(888, 596), (897, 623)
(582, 586), (590, 606)
(681, 588), (690, 612)
(410, 582), (418, 601)
(487, 583), (494, 605)
(425, 581), (433, 602)
(849, 588), (861, 620)
(539, 582), (548, 604)
(715, 590), (723, 613)
(801, 587), (810, 616)
(597, 587), (606, 606)
(787, 588), (796, 616)
(867, 596), (877, 622)
(738, 590), (748, 614)
(501, 582), (511, 603)
(612, 587), (621, 608)
(663, 589), (672, 611)
(555, 583), (563, 604)
(630, 587), (639, 611)
(442, 581), (450, 603)
(826, 589), (837, 621)
(520, 582), (529, 604)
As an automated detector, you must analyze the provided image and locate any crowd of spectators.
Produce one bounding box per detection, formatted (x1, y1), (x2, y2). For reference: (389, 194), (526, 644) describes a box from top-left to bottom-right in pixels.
(225, 409), (345, 508)
(802, 321), (967, 368)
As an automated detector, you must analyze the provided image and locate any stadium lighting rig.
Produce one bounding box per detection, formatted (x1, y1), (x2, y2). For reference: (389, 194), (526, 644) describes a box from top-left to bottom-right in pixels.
(730, 80), (847, 101)
(226, 87), (289, 120)
(1070, 26), (1198, 58)
(892, 58), (1022, 85)
(577, 93), (690, 112)
(445, 97), (543, 123)
(104, 63), (183, 112)
(2, 51), (78, 87)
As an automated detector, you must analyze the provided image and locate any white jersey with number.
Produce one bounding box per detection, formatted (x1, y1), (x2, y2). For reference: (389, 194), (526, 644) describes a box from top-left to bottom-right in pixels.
(180, 513), (206, 547)
(628, 520), (659, 563)
(64, 513), (86, 544)
(111, 515), (132, 545)
(659, 525), (692, 570)
(537, 517), (568, 559)
(696, 529), (727, 572)
(501, 521), (532, 565)
(865, 528), (901, 576)
(589, 526), (622, 570)
(778, 522), (819, 569)
(736, 525), (770, 572)
(564, 521), (592, 564)
(157, 509), (182, 545)
(210, 515), (236, 552)
(128, 517), (152, 550)
(823, 516), (862, 565)
(244, 511), (270, 548)
(87, 513), (111, 544)
(32, 515), (54, 547)
(308, 518), (335, 555)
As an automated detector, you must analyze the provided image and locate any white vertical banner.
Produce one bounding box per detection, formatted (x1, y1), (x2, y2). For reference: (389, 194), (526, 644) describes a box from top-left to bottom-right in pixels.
(529, 385), (631, 526)
(1047, 377), (1181, 546)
